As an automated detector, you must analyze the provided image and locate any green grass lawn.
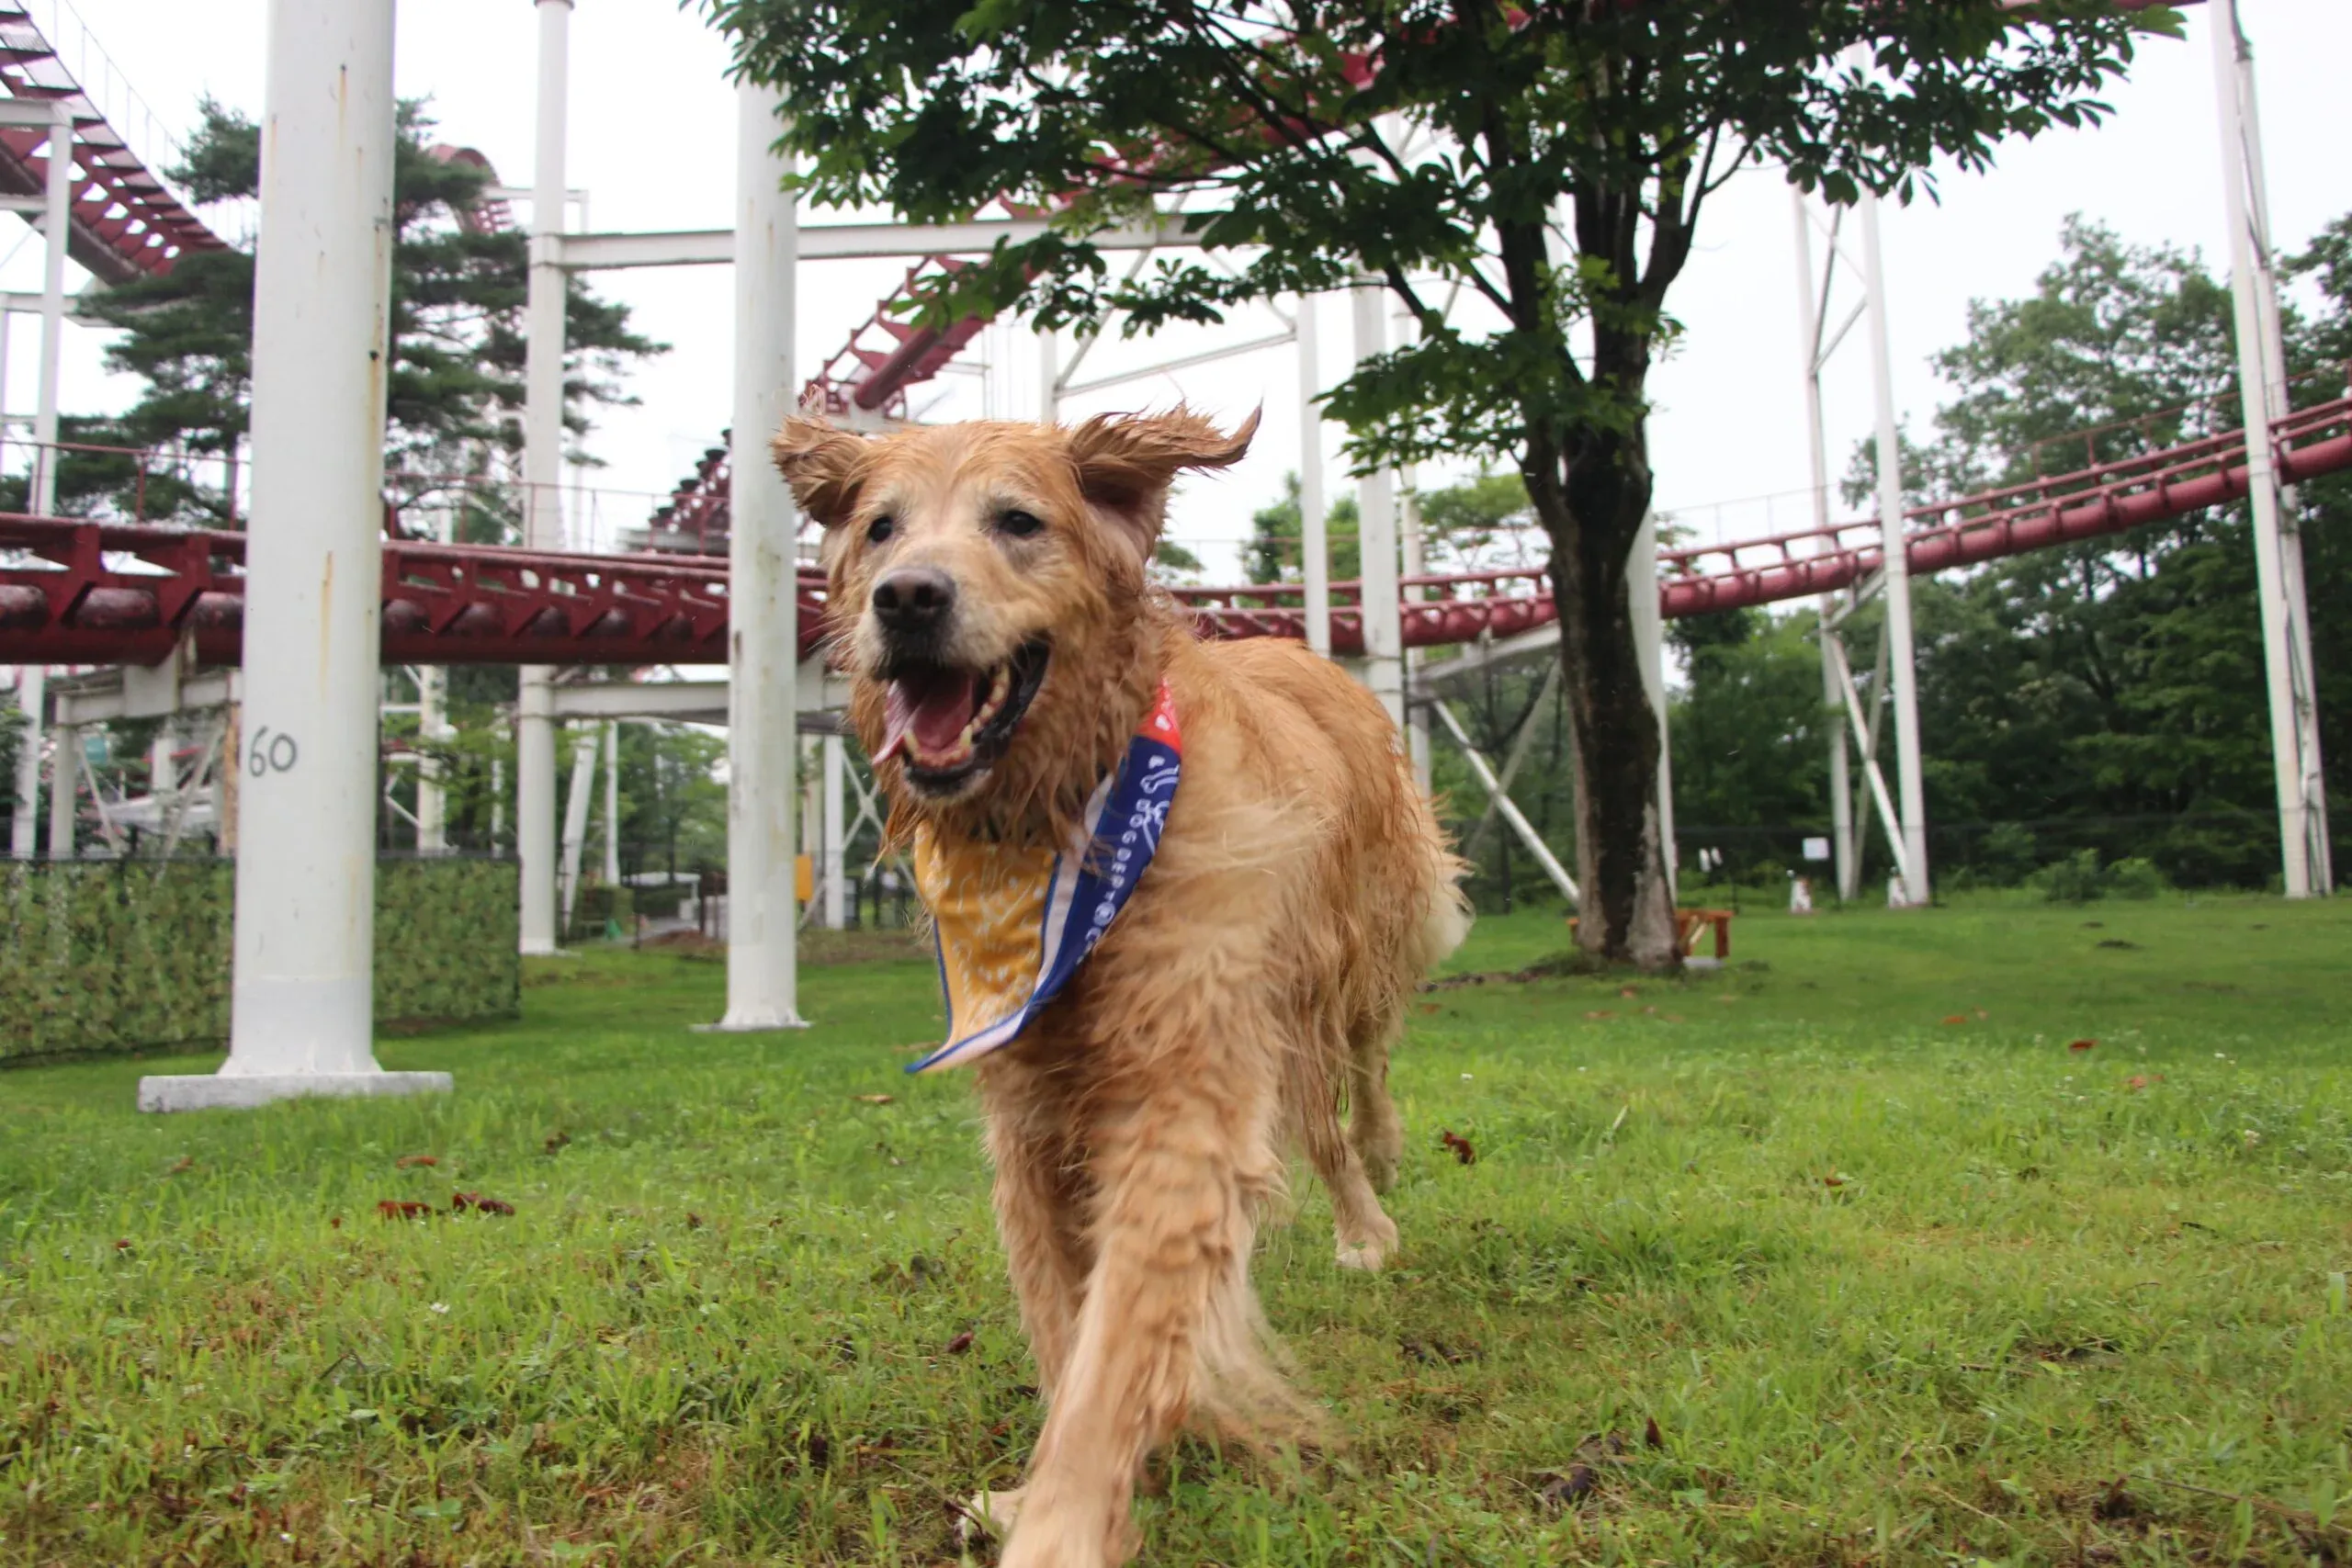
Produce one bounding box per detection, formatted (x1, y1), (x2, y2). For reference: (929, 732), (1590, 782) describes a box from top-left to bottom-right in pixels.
(5, 896), (2351, 1566)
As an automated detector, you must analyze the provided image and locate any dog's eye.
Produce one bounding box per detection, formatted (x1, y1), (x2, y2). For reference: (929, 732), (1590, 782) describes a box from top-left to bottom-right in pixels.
(865, 514), (896, 545)
(997, 509), (1046, 539)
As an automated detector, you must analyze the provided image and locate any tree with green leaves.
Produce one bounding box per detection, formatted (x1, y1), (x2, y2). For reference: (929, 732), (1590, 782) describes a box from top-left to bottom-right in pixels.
(63, 98), (660, 529)
(707, 0), (2171, 965)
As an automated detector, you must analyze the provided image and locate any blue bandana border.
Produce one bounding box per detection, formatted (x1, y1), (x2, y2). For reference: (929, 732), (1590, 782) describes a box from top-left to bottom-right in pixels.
(907, 683), (1182, 1074)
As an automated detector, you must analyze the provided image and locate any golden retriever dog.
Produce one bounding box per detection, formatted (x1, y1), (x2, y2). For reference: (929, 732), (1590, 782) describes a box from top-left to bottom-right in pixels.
(773, 406), (1468, 1567)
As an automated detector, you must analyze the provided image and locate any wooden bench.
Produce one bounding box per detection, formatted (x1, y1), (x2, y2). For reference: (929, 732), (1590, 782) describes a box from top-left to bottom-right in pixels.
(1566, 908), (1734, 960)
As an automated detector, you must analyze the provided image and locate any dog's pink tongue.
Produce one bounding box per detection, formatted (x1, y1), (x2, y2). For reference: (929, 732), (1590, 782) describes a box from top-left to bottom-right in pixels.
(879, 671), (978, 763)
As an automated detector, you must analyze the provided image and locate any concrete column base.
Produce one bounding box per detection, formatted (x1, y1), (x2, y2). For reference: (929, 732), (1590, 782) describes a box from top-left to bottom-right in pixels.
(692, 1015), (808, 1035)
(137, 1071), (453, 1114)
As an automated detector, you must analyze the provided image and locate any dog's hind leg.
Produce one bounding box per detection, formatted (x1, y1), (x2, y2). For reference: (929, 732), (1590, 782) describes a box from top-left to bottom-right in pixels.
(1344, 1003), (1407, 1198)
(1301, 1045), (1398, 1272)
(999, 1059), (1285, 1568)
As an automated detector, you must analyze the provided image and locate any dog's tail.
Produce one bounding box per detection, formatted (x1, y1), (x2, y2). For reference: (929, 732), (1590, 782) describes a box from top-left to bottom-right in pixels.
(1408, 814), (1474, 976)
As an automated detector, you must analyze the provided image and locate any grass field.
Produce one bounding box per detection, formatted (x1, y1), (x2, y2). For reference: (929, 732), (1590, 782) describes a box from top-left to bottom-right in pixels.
(5, 895), (2351, 1566)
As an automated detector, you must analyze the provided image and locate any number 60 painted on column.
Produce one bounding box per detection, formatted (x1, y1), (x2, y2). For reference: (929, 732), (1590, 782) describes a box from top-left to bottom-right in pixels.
(247, 727), (300, 776)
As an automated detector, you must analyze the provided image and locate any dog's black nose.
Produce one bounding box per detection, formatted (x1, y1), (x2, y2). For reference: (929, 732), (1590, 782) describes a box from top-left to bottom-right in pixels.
(871, 566), (956, 636)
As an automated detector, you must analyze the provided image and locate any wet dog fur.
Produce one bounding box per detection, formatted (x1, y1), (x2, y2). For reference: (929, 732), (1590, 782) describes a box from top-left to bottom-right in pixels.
(774, 407), (1469, 1567)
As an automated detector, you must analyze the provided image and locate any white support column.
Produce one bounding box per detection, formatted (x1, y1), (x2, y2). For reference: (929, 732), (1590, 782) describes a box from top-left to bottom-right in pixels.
(10, 665), (40, 857)
(2212, 0), (2330, 897)
(1791, 187), (1859, 904)
(141, 0), (444, 1111)
(1296, 292), (1331, 659)
(45, 716), (74, 859)
(821, 731), (847, 931)
(30, 102), (67, 517)
(1858, 186), (1930, 908)
(1036, 325), (1058, 424)
(515, 0), (572, 954)
(557, 725), (597, 935)
(707, 82), (807, 1032)
(601, 719), (621, 886)
(1350, 279), (1403, 728)
(1631, 513), (1677, 899)
(415, 665), (447, 852)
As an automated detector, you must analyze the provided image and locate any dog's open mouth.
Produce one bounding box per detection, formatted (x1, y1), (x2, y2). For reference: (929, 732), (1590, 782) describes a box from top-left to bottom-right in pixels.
(874, 638), (1051, 791)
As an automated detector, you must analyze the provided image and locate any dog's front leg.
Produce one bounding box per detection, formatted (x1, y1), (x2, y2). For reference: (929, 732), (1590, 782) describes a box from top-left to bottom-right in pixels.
(1000, 1066), (1277, 1568)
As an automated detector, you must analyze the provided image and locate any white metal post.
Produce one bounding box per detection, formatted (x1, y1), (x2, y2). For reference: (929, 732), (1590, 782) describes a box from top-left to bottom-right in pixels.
(2212, 0), (2330, 896)
(30, 102), (67, 517)
(1350, 279), (1403, 728)
(1296, 292), (1331, 659)
(10, 665), (40, 857)
(557, 725), (597, 934)
(602, 719), (621, 886)
(415, 664), (447, 852)
(821, 731), (847, 930)
(141, 0), (444, 1111)
(1036, 326), (1058, 423)
(1858, 187), (1930, 907)
(708, 82), (807, 1031)
(45, 716), (74, 858)
(1631, 513), (1677, 898)
(1792, 188), (1859, 903)
(515, 0), (572, 954)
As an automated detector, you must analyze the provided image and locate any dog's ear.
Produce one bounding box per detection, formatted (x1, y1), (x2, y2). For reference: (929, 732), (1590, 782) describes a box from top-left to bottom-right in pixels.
(771, 414), (871, 529)
(1066, 406), (1259, 561)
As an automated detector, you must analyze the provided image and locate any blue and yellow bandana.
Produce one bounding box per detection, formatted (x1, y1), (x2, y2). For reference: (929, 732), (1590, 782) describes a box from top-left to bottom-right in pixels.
(907, 682), (1182, 1074)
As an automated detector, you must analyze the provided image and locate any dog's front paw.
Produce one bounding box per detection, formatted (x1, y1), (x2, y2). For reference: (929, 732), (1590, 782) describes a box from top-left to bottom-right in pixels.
(959, 1485), (1025, 1547)
(1335, 1238), (1389, 1272)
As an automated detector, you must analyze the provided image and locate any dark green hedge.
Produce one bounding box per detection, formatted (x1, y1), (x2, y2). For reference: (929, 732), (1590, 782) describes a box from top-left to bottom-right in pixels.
(0, 856), (518, 1065)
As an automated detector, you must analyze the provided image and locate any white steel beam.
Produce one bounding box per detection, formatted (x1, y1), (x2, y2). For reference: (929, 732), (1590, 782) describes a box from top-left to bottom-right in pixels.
(1858, 183), (1930, 907)
(602, 719), (621, 887)
(45, 717), (74, 858)
(516, 0), (572, 956)
(30, 100), (68, 518)
(10, 666), (40, 857)
(557, 726), (598, 936)
(707, 82), (808, 1032)
(1631, 513), (1677, 897)
(1792, 186), (1860, 905)
(821, 732), (847, 931)
(141, 0), (445, 1111)
(552, 214), (1198, 272)
(1351, 279), (1404, 727)
(1297, 291), (1331, 659)
(1057, 328), (1294, 398)
(2212, 0), (2331, 896)
(1430, 698), (1578, 905)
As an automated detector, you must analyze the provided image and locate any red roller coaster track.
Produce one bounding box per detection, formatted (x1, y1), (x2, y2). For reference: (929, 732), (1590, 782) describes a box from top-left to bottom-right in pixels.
(0, 4), (224, 282)
(0, 392), (2342, 669)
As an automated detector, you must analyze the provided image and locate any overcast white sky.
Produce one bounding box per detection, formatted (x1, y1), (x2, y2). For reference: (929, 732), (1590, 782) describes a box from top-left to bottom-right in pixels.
(10, 1), (2351, 578)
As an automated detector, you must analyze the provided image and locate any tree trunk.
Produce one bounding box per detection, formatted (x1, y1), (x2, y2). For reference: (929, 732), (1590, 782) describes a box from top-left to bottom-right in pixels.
(1528, 430), (1681, 971)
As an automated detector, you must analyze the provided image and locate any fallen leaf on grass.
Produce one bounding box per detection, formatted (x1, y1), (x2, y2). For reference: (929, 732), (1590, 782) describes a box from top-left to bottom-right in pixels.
(2069, 1038), (2097, 1053)
(685, 1212), (704, 1229)
(854, 1094), (895, 1105)
(944, 1331), (975, 1355)
(1941, 1014), (1968, 1026)
(1439, 1129), (1477, 1166)
(2125, 1073), (2165, 1092)
(1536, 1464), (1598, 1511)
(1645, 1416), (1665, 1449)
(113, 1238), (131, 1252)
(394, 1154), (438, 1169)
(377, 1200), (433, 1222)
(1619, 986), (1640, 999)
(165, 1156), (194, 1177)
(543, 1131), (571, 1155)
(1583, 1010), (1616, 1021)
(1822, 1173), (1847, 1189)
(451, 1192), (514, 1216)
